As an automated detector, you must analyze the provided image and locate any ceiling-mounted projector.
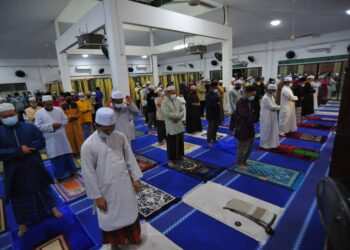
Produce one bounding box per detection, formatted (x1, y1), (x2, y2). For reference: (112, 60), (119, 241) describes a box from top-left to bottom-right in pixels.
(77, 34), (105, 49)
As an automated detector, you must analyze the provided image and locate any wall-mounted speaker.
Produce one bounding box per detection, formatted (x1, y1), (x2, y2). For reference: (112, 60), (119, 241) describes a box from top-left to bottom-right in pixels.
(211, 60), (218, 66)
(128, 67), (134, 73)
(166, 65), (173, 71)
(158, 64), (160, 67)
(188, 63), (194, 68)
(15, 70), (26, 77)
(286, 50), (296, 59)
(248, 56), (255, 62)
(214, 52), (222, 62)
(99, 68), (105, 74)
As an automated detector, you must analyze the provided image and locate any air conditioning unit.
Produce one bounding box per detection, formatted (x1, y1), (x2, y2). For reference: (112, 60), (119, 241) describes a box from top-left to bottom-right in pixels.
(77, 34), (105, 49)
(136, 65), (147, 69)
(75, 66), (91, 73)
(306, 44), (332, 53)
(177, 62), (187, 67)
(188, 45), (207, 55)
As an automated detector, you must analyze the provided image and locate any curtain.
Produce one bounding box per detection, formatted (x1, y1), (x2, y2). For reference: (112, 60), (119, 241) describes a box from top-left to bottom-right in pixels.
(159, 72), (202, 93)
(129, 76), (136, 101)
(45, 81), (63, 94)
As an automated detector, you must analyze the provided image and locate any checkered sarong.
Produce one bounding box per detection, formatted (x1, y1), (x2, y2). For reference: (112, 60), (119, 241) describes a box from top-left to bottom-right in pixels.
(296, 107), (302, 124)
(102, 219), (141, 246)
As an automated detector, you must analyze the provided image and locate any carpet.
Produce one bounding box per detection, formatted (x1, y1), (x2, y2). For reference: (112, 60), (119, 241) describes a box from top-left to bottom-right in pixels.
(165, 157), (222, 181)
(135, 130), (145, 137)
(33, 234), (70, 250)
(314, 111), (338, 116)
(304, 116), (337, 122)
(137, 181), (176, 218)
(53, 176), (86, 202)
(183, 181), (283, 243)
(0, 161), (3, 173)
(151, 142), (201, 155)
(298, 123), (335, 131)
(134, 154), (158, 172)
(229, 160), (302, 190)
(186, 130), (227, 141)
(0, 198), (5, 233)
(260, 145), (320, 161)
(282, 132), (327, 143)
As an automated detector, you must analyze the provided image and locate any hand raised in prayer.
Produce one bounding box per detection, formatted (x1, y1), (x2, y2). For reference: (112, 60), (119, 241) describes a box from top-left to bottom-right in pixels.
(133, 180), (141, 192)
(95, 197), (107, 211)
(21, 145), (36, 154)
(52, 123), (61, 130)
(125, 96), (132, 105)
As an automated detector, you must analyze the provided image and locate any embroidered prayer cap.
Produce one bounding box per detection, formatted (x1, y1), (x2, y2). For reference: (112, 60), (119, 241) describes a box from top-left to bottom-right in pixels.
(149, 85), (155, 90)
(92, 92), (96, 95)
(29, 97), (36, 102)
(78, 92), (85, 97)
(284, 76), (293, 82)
(95, 107), (116, 126)
(146, 81), (151, 85)
(231, 77), (236, 82)
(307, 75), (315, 80)
(156, 87), (163, 93)
(42, 95), (53, 102)
(267, 84), (277, 90)
(86, 91), (92, 95)
(111, 90), (124, 100)
(219, 80), (223, 83)
(166, 85), (176, 91)
(0, 103), (15, 112)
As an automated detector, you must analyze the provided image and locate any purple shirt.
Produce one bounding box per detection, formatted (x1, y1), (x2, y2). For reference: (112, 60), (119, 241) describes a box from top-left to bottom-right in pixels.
(234, 97), (257, 140)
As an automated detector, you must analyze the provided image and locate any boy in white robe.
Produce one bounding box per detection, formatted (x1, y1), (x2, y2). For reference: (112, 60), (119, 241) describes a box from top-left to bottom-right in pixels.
(260, 84), (280, 149)
(81, 107), (142, 249)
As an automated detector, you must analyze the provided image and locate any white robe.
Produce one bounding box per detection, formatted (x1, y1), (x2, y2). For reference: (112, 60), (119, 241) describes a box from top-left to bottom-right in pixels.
(311, 80), (321, 110)
(260, 94), (280, 149)
(177, 96), (186, 121)
(80, 131), (142, 231)
(113, 104), (140, 144)
(35, 107), (72, 158)
(279, 86), (298, 134)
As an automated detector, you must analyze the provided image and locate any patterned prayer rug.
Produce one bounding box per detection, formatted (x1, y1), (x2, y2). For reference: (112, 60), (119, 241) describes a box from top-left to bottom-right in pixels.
(168, 157), (222, 181)
(135, 130), (145, 137)
(282, 132), (327, 143)
(298, 123), (335, 131)
(33, 234), (70, 250)
(137, 181), (176, 218)
(314, 111), (338, 116)
(304, 116), (337, 122)
(134, 154), (158, 172)
(148, 130), (158, 136)
(151, 142), (201, 154)
(0, 198), (5, 233)
(260, 144), (320, 161)
(187, 130), (227, 141)
(229, 160), (302, 189)
(54, 177), (86, 202)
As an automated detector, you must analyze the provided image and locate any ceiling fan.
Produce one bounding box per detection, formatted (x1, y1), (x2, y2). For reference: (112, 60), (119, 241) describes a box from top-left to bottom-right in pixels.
(289, 0), (319, 41)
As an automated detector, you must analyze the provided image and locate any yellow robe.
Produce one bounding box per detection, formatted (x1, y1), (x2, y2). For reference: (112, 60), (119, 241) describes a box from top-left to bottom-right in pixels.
(76, 100), (93, 124)
(24, 106), (42, 123)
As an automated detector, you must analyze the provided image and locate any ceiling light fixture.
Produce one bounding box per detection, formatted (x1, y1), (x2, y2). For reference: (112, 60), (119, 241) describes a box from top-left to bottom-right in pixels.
(173, 44), (188, 50)
(82, 54), (89, 58)
(270, 20), (281, 26)
(141, 55), (147, 59)
(346, 9), (350, 15)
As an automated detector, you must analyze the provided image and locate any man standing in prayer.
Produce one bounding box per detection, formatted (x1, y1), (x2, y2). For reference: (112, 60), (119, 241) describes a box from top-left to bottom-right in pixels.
(0, 103), (61, 237)
(61, 93), (84, 156)
(12, 92), (26, 122)
(141, 84), (148, 123)
(155, 88), (166, 145)
(197, 78), (207, 117)
(291, 78), (304, 124)
(161, 86), (185, 167)
(234, 85), (258, 169)
(260, 84), (280, 149)
(218, 80), (225, 124)
(24, 97), (42, 123)
(206, 81), (221, 147)
(308, 75), (321, 110)
(81, 108), (142, 249)
(95, 87), (104, 109)
(35, 95), (78, 181)
(134, 82), (141, 109)
(275, 80), (285, 105)
(86, 91), (96, 122)
(144, 85), (157, 130)
(279, 76), (298, 136)
(302, 77), (315, 116)
(177, 90), (186, 125)
(111, 91), (140, 145)
(76, 92), (94, 137)
(186, 85), (202, 134)
(229, 80), (243, 133)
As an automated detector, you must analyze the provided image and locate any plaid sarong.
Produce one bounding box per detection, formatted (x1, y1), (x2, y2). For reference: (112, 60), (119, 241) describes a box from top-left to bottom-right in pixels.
(296, 107), (302, 124)
(102, 219), (142, 246)
(11, 188), (56, 225)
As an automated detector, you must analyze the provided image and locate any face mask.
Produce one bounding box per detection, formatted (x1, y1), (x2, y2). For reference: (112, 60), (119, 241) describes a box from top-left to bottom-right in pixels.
(114, 103), (125, 109)
(2, 116), (18, 126)
(213, 89), (218, 93)
(170, 94), (177, 99)
(248, 96), (255, 101)
(98, 131), (109, 140)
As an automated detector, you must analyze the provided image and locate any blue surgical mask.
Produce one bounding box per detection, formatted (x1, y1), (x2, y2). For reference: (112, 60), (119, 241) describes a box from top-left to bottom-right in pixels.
(248, 96), (255, 101)
(1, 116), (18, 126)
(98, 131), (109, 140)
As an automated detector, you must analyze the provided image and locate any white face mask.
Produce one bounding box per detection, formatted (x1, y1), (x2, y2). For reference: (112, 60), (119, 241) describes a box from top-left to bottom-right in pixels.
(213, 89), (218, 93)
(170, 94), (177, 100)
(248, 96), (255, 101)
(114, 103), (126, 109)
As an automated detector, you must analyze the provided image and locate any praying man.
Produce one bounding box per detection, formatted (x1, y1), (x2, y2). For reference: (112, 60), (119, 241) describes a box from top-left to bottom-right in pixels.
(81, 107), (142, 249)
(0, 103), (61, 237)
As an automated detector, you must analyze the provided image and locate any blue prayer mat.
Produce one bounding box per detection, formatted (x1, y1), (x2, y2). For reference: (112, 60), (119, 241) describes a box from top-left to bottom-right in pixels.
(229, 160), (303, 190)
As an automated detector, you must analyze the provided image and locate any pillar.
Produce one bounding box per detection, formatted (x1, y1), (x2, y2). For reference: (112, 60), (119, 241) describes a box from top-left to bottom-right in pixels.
(222, 37), (232, 111)
(103, 0), (129, 94)
(57, 52), (72, 92)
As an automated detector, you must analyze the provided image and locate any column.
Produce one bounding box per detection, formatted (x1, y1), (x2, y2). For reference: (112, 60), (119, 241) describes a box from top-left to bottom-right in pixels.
(150, 28), (159, 86)
(104, 0), (129, 94)
(222, 38), (232, 111)
(57, 52), (72, 92)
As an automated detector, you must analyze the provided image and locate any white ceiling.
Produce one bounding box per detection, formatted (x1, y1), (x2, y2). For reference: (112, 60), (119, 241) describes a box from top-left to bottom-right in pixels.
(0, 0), (350, 59)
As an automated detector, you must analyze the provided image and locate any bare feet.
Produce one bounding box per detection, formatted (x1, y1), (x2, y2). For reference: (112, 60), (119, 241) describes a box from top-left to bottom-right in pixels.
(168, 161), (175, 167)
(52, 207), (62, 219)
(18, 224), (27, 237)
(279, 133), (286, 137)
(238, 163), (248, 169)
